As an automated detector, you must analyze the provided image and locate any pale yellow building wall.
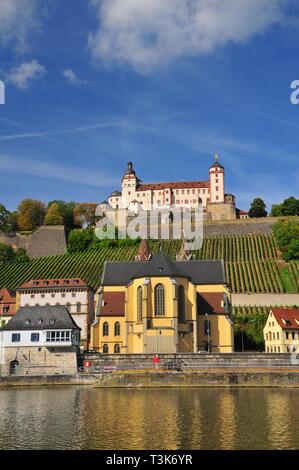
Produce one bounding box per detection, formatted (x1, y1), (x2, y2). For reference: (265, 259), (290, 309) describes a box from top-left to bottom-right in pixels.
(91, 279), (234, 354)
(263, 311), (299, 353)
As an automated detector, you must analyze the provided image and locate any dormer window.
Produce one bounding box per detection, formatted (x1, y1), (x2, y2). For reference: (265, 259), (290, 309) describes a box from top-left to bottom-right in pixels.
(50, 319), (55, 325)
(37, 319), (43, 324)
(25, 319), (30, 325)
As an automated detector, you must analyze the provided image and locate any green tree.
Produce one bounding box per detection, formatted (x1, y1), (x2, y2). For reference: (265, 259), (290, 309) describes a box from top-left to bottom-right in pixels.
(270, 204), (283, 217)
(44, 203), (64, 225)
(0, 243), (15, 263)
(47, 200), (78, 232)
(17, 199), (46, 231)
(248, 198), (267, 218)
(67, 228), (93, 253)
(284, 239), (299, 261)
(14, 248), (30, 263)
(281, 197), (299, 216)
(273, 219), (299, 257)
(0, 203), (10, 232)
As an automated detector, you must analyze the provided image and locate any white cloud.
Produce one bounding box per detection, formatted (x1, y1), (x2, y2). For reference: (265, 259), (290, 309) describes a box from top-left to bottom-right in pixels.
(7, 60), (46, 90)
(0, 0), (38, 48)
(0, 154), (119, 188)
(62, 68), (88, 85)
(89, 0), (285, 71)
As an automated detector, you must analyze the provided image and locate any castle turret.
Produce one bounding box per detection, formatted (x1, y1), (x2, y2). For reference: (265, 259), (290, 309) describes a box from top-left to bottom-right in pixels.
(121, 162), (139, 208)
(209, 154), (225, 203)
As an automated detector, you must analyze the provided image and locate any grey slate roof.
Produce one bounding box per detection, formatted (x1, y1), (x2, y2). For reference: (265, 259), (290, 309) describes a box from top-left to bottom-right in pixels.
(0, 306), (80, 331)
(101, 251), (226, 286)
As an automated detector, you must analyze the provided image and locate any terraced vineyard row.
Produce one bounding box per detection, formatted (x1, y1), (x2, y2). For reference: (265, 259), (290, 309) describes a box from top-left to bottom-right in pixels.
(195, 234), (278, 261)
(0, 235), (297, 293)
(225, 261), (286, 293)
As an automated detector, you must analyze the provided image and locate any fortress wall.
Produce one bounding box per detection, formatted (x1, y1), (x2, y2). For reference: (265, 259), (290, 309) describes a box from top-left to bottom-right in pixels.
(0, 226), (67, 259)
(203, 217), (276, 236)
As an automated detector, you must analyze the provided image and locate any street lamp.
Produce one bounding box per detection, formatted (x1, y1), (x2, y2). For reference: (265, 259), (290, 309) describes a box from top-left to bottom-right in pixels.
(205, 312), (210, 353)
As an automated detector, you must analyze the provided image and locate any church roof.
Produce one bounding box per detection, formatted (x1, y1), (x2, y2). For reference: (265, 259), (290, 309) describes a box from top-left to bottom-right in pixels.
(101, 251), (226, 286)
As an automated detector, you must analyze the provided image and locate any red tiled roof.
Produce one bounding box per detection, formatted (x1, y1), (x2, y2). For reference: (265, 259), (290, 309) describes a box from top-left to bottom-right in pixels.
(239, 210), (249, 215)
(18, 278), (89, 290)
(137, 181), (210, 191)
(197, 292), (225, 314)
(100, 292), (125, 316)
(0, 288), (17, 316)
(271, 308), (299, 330)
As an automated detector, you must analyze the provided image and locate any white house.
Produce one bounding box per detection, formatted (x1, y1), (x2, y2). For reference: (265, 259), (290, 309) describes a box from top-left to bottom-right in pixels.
(0, 306), (80, 376)
(17, 278), (94, 350)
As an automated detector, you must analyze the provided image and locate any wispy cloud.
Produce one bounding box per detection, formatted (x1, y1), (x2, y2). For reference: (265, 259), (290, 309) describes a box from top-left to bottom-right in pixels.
(7, 60), (46, 90)
(62, 68), (88, 85)
(0, 0), (39, 50)
(0, 120), (128, 141)
(89, 0), (286, 72)
(0, 154), (119, 188)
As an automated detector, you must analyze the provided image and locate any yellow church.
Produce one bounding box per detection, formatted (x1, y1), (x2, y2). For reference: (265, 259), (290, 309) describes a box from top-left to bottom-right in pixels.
(91, 241), (234, 354)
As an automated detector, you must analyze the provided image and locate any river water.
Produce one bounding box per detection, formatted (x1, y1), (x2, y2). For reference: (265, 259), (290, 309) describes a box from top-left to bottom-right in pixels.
(0, 386), (298, 450)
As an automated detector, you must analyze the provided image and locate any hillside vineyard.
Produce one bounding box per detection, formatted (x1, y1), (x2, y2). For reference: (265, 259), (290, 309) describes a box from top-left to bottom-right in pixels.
(0, 235), (298, 294)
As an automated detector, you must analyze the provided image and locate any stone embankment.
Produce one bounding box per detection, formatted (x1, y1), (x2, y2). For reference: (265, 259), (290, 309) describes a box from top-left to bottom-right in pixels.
(93, 369), (299, 388)
(0, 374), (96, 388)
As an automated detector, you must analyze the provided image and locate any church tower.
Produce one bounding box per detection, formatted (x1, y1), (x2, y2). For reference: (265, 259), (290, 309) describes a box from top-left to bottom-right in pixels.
(209, 154), (225, 203)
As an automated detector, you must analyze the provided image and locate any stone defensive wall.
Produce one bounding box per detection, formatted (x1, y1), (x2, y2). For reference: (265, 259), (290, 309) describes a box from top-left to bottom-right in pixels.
(203, 217), (276, 236)
(0, 225), (67, 259)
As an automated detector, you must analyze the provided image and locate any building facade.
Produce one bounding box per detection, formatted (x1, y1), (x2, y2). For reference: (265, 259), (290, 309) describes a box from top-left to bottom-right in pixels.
(0, 306), (80, 376)
(264, 308), (299, 353)
(0, 289), (16, 326)
(91, 250), (234, 354)
(17, 278), (94, 350)
(106, 156), (237, 221)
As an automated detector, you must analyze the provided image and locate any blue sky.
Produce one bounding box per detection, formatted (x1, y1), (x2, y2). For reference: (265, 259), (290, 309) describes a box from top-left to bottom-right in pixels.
(0, 0), (299, 212)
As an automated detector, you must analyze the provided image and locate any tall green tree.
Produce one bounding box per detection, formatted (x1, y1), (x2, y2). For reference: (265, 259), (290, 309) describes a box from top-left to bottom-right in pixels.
(44, 203), (64, 225)
(0, 243), (15, 263)
(270, 204), (283, 217)
(248, 198), (267, 218)
(17, 199), (46, 231)
(0, 203), (10, 233)
(281, 197), (299, 216)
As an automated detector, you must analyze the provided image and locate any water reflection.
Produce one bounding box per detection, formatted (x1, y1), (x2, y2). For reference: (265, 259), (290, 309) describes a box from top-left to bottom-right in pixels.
(0, 387), (298, 450)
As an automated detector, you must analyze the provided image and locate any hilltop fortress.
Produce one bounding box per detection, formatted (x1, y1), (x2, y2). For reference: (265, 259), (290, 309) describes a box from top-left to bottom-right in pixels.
(105, 155), (245, 222)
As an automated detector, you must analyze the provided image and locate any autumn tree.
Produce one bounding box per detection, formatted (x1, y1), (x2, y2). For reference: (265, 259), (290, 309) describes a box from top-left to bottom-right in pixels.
(73, 203), (98, 228)
(17, 199), (46, 231)
(44, 203), (64, 225)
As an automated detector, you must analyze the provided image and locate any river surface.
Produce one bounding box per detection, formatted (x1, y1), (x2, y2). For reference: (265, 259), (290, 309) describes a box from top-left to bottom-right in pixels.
(0, 386), (298, 450)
